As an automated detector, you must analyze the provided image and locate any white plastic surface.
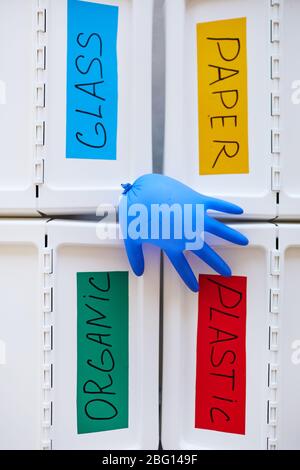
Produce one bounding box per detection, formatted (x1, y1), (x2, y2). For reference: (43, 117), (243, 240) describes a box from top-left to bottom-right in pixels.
(279, 0), (300, 219)
(0, 220), (47, 449)
(277, 224), (300, 449)
(164, 0), (276, 219)
(162, 224), (275, 449)
(0, 220), (160, 450)
(0, 1), (36, 215)
(0, 0), (153, 215)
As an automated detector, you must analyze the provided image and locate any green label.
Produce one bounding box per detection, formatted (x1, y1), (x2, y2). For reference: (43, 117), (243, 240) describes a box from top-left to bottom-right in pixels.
(77, 271), (129, 434)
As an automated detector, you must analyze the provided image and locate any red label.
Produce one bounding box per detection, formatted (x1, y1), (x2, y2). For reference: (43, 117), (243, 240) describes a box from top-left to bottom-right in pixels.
(195, 275), (247, 435)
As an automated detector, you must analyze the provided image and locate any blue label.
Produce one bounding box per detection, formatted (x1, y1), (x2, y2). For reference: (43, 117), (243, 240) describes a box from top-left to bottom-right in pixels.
(66, 0), (119, 160)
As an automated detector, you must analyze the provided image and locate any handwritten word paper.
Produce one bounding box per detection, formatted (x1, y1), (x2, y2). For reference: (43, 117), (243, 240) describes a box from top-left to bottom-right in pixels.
(77, 271), (128, 434)
(195, 275), (247, 435)
(66, 0), (118, 159)
(197, 18), (249, 175)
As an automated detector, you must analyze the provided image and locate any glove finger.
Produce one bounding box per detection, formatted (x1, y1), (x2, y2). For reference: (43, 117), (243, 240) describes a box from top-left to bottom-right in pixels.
(124, 238), (145, 276)
(202, 195), (244, 214)
(165, 250), (199, 293)
(205, 218), (249, 246)
(192, 242), (232, 277)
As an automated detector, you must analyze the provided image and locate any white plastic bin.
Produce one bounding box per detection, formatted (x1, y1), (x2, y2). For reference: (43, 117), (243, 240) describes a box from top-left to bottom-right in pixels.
(0, 219), (160, 450)
(0, 0), (153, 215)
(164, 0), (296, 219)
(277, 224), (300, 449)
(162, 223), (282, 449)
(279, 1), (300, 219)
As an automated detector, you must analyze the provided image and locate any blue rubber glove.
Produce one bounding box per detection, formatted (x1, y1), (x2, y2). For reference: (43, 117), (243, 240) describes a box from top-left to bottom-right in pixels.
(119, 174), (248, 292)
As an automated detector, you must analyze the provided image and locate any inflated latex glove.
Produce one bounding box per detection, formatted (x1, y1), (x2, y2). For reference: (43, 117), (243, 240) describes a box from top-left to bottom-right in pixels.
(119, 174), (248, 292)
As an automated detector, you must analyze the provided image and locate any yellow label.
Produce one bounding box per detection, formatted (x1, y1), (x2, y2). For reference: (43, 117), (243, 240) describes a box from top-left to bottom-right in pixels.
(197, 18), (249, 175)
